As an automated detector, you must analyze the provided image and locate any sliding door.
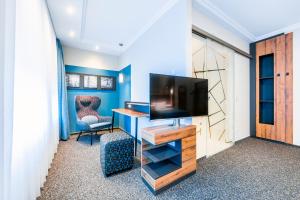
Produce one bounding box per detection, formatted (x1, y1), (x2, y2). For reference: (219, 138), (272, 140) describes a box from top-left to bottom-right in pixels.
(192, 34), (235, 157)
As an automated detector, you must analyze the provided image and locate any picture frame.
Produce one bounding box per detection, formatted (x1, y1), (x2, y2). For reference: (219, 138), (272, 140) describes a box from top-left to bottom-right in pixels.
(99, 76), (116, 90)
(83, 75), (98, 89)
(66, 73), (81, 88)
(65, 72), (116, 91)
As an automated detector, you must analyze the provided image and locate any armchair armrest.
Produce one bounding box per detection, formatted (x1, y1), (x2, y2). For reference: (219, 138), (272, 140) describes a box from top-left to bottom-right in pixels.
(76, 119), (90, 131)
(98, 116), (112, 123)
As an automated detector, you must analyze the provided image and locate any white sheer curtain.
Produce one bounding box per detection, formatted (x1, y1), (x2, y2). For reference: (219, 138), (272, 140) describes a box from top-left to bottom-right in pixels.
(2, 0), (60, 199)
(1, 0), (16, 199)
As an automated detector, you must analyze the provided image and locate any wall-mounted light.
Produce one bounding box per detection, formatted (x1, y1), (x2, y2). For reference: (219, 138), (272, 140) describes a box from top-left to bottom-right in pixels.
(119, 73), (124, 83)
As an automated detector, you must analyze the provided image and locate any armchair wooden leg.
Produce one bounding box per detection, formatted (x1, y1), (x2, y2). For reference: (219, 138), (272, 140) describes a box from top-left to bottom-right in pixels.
(77, 131), (82, 141)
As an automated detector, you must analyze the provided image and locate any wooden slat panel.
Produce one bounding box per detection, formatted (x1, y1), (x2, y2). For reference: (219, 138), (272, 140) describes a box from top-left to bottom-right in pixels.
(265, 38), (276, 54)
(256, 41), (266, 138)
(182, 135), (196, 150)
(265, 125), (274, 140)
(275, 35), (286, 142)
(182, 146), (196, 162)
(285, 32), (293, 144)
(265, 38), (276, 140)
(262, 125), (267, 138)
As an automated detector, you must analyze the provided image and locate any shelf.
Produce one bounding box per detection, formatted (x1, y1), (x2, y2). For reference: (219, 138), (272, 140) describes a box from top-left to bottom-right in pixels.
(143, 143), (167, 152)
(260, 100), (274, 103)
(143, 145), (180, 163)
(142, 160), (181, 180)
(259, 76), (274, 79)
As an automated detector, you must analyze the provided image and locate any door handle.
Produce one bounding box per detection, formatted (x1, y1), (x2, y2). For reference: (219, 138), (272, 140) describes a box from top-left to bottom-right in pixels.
(286, 72), (290, 76)
(277, 73), (280, 77)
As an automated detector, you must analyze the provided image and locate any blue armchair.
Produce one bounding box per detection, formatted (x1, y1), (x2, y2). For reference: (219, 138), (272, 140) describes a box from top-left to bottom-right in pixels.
(75, 96), (112, 145)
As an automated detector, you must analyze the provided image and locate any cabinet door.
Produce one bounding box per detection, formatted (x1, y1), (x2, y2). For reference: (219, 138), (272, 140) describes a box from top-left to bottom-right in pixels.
(275, 35), (286, 142)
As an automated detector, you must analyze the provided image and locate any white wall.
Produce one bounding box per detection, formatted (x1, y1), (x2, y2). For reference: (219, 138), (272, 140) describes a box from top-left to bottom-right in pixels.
(63, 46), (119, 70)
(119, 0), (250, 143)
(119, 0), (191, 138)
(192, 6), (249, 53)
(9, 0), (59, 199)
(120, 0), (191, 102)
(293, 29), (300, 146)
(234, 54), (250, 141)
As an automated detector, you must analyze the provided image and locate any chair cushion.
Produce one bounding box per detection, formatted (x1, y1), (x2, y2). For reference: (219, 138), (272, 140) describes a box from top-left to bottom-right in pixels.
(81, 115), (98, 125)
(89, 121), (111, 129)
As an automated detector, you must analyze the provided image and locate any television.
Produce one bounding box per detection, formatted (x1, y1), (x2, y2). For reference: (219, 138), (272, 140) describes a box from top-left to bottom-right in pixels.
(150, 73), (208, 120)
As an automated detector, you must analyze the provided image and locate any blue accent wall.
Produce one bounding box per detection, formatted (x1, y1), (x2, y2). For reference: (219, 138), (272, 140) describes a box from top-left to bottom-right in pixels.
(119, 65), (131, 133)
(65, 65), (120, 133)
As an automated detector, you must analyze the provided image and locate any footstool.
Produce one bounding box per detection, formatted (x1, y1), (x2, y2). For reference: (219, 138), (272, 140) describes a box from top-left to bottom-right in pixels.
(100, 132), (134, 176)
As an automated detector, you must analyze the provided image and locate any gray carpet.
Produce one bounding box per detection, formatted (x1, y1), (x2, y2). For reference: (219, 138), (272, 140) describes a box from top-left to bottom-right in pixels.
(38, 133), (300, 200)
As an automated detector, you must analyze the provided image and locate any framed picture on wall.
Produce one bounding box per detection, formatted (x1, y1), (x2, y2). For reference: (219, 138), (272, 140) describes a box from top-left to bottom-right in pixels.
(99, 76), (116, 90)
(66, 73), (81, 88)
(83, 75), (98, 89)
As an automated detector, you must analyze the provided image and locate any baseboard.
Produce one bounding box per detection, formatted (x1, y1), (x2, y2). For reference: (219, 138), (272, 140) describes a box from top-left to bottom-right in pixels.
(251, 136), (300, 148)
(235, 136), (251, 144)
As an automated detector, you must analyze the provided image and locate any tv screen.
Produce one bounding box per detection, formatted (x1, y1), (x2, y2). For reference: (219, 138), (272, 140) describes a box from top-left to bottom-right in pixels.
(150, 73), (208, 120)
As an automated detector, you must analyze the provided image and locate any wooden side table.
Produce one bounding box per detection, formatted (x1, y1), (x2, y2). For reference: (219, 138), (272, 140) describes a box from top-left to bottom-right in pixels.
(141, 125), (196, 194)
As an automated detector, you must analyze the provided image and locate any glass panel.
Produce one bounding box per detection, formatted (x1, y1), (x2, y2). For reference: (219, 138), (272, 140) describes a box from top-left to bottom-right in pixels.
(192, 34), (235, 157)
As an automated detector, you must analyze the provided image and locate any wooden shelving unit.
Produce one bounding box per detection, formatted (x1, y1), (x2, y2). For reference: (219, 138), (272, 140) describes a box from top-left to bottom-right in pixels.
(141, 125), (196, 194)
(255, 33), (293, 144)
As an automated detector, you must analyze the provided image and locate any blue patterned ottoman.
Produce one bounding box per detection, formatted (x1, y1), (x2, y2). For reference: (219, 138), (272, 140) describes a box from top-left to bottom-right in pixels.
(100, 132), (134, 176)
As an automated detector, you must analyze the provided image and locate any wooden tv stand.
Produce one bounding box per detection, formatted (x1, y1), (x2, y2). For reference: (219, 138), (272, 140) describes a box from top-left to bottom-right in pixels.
(141, 125), (196, 194)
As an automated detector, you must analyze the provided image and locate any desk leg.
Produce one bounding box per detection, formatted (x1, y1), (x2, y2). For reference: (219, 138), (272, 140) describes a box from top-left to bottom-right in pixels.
(135, 117), (138, 157)
(111, 111), (115, 132)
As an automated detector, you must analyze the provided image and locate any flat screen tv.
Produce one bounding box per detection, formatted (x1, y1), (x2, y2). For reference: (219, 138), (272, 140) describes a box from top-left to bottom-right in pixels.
(150, 73), (208, 120)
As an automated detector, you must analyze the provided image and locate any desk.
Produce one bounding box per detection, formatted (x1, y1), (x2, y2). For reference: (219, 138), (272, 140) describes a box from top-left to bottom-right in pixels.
(112, 108), (148, 156)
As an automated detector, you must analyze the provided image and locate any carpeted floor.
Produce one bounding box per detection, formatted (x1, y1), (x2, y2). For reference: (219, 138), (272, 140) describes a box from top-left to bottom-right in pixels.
(38, 132), (300, 200)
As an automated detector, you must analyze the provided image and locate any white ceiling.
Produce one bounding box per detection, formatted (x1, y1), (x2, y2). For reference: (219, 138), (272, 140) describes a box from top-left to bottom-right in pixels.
(195, 0), (300, 41)
(47, 0), (300, 56)
(47, 0), (178, 55)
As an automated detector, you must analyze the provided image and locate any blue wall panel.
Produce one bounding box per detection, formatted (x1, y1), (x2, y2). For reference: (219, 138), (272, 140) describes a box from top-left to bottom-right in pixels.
(65, 65), (120, 133)
(119, 65), (131, 133)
